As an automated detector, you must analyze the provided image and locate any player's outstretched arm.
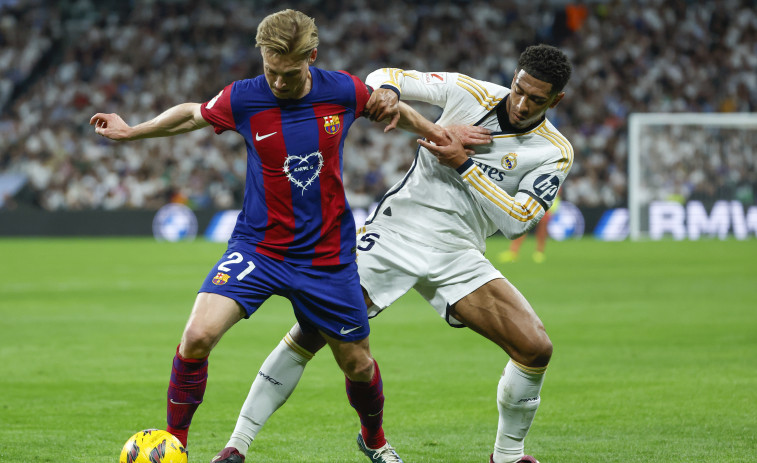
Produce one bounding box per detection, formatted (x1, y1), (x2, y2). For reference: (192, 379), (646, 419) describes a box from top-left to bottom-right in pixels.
(90, 102), (209, 141)
(395, 103), (492, 151)
(395, 101), (445, 141)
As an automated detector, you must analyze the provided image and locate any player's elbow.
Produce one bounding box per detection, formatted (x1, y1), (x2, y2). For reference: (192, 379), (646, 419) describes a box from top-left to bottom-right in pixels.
(502, 219), (539, 240)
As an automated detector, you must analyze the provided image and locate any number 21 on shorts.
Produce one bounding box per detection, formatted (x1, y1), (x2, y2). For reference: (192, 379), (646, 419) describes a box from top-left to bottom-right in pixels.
(218, 252), (256, 280)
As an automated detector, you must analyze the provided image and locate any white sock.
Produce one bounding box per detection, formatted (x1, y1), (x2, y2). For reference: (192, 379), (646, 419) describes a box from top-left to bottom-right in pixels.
(226, 334), (313, 455)
(492, 360), (547, 463)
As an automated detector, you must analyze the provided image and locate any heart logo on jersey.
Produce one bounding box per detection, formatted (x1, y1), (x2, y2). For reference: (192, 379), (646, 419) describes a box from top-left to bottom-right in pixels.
(283, 151), (324, 193)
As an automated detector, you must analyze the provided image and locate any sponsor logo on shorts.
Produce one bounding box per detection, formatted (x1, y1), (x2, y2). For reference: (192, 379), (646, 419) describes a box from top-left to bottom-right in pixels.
(340, 326), (362, 335)
(212, 272), (230, 285)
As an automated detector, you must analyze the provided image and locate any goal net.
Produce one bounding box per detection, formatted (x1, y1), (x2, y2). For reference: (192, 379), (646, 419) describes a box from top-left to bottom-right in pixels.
(628, 113), (757, 240)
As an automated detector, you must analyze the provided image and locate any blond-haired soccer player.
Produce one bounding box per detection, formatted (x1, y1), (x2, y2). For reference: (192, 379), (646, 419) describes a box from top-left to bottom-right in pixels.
(91, 9), (410, 463)
(216, 45), (572, 463)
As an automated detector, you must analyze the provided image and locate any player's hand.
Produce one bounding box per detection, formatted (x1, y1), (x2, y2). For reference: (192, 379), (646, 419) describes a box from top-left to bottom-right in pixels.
(89, 113), (133, 141)
(417, 128), (469, 169)
(446, 125), (492, 148)
(365, 88), (400, 132)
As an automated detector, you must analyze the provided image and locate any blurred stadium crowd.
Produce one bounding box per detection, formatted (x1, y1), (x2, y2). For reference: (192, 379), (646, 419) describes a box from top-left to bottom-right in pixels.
(1, 0), (755, 211)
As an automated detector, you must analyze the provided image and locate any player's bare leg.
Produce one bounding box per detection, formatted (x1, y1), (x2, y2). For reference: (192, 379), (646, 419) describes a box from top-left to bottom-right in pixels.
(168, 293), (245, 446)
(449, 279), (551, 463)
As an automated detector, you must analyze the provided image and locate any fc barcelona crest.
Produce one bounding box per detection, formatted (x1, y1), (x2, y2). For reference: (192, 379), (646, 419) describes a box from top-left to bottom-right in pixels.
(212, 272), (230, 285)
(323, 115), (341, 134)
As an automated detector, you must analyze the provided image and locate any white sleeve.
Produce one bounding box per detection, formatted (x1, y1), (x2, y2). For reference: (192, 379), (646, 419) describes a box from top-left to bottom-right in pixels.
(366, 68), (455, 108)
(366, 68), (505, 127)
(456, 159), (568, 239)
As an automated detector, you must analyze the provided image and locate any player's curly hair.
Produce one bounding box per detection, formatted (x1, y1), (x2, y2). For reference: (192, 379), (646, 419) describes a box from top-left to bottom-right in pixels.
(255, 9), (319, 59)
(517, 44), (572, 94)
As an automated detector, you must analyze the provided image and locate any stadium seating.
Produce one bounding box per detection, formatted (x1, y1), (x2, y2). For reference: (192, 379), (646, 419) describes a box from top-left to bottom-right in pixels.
(1, 0), (755, 211)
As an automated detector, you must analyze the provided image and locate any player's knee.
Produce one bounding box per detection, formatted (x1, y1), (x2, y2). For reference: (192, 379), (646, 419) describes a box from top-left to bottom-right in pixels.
(534, 336), (553, 367)
(180, 327), (216, 358)
(340, 354), (375, 382)
(290, 326), (327, 354)
(518, 333), (552, 368)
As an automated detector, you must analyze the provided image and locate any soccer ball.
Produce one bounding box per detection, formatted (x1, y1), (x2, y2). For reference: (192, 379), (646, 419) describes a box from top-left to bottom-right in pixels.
(119, 429), (187, 463)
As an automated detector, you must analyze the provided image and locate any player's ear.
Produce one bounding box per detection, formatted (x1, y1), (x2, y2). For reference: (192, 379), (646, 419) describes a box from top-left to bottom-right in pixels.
(308, 48), (317, 65)
(549, 92), (565, 108)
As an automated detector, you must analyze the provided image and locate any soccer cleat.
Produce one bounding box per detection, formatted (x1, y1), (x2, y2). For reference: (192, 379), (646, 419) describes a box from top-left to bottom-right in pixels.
(489, 455), (540, 463)
(532, 251), (546, 263)
(210, 447), (245, 463)
(498, 250), (518, 263)
(357, 433), (404, 463)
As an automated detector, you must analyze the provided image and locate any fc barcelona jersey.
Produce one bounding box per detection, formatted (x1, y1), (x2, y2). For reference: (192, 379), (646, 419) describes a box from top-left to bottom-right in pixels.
(200, 67), (371, 266)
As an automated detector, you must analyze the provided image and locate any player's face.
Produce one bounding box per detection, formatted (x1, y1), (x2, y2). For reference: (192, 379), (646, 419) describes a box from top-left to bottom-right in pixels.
(261, 48), (317, 99)
(506, 69), (564, 129)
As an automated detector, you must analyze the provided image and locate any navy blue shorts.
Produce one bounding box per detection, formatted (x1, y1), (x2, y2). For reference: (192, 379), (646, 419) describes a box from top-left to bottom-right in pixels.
(198, 244), (369, 342)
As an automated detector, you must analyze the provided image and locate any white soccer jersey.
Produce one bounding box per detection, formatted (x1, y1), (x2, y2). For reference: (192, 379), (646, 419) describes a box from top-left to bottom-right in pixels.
(365, 68), (573, 253)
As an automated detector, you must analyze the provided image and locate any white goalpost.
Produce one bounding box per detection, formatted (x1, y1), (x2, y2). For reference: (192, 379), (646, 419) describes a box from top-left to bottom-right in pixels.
(628, 112), (757, 241)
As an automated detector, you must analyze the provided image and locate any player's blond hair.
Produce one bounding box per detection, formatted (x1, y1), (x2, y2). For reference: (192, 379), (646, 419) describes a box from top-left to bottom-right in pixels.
(255, 9), (319, 59)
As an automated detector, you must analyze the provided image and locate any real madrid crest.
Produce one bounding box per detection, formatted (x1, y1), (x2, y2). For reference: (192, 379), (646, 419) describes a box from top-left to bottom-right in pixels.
(323, 114), (341, 134)
(501, 153), (518, 170)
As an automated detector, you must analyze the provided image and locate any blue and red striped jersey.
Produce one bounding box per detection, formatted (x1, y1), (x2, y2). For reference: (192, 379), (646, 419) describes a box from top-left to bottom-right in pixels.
(200, 67), (370, 266)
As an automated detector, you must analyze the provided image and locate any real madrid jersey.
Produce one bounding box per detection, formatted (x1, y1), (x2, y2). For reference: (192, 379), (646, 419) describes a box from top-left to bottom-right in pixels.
(201, 67), (371, 266)
(365, 68), (573, 253)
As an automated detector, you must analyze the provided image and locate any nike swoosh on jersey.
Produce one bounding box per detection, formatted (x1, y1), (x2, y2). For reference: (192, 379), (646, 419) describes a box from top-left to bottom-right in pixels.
(255, 131), (277, 141)
(340, 326), (362, 335)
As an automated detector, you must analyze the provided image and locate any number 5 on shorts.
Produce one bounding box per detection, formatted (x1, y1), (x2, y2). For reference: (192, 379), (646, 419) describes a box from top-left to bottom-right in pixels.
(357, 232), (380, 252)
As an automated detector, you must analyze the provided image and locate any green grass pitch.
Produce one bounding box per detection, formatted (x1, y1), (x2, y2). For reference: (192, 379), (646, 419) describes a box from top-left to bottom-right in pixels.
(1, 237), (756, 462)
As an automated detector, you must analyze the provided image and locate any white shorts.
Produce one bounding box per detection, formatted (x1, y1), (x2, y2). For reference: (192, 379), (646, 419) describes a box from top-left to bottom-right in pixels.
(357, 224), (505, 327)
